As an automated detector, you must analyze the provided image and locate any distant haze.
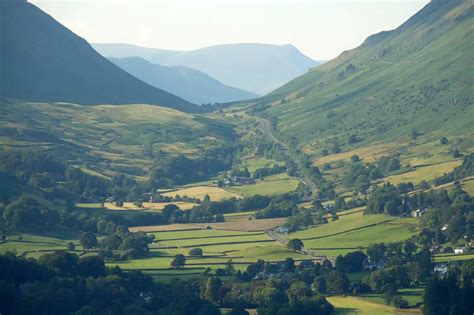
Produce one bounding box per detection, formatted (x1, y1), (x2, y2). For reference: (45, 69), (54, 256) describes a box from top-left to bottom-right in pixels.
(94, 43), (320, 94)
(30, 0), (428, 61)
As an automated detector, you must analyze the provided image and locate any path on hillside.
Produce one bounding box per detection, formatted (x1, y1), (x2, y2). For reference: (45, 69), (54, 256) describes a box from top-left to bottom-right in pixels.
(253, 116), (318, 193)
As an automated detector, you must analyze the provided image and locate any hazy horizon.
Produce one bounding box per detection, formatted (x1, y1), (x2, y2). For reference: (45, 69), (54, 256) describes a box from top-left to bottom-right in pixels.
(30, 0), (428, 61)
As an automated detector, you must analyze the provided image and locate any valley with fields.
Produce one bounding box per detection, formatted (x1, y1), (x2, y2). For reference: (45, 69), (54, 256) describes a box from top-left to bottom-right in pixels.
(0, 1), (473, 315)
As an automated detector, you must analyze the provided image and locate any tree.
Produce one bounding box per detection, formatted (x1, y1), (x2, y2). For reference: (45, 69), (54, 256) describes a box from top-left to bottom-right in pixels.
(439, 137), (448, 145)
(287, 239), (304, 252)
(80, 232), (98, 251)
(326, 270), (350, 294)
(313, 276), (326, 294)
(204, 277), (222, 304)
(351, 155), (360, 163)
(189, 248), (203, 256)
(286, 281), (311, 302)
(66, 242), (76, 251)
(225, 259), (235, 275)
(171, 254), (186, 269)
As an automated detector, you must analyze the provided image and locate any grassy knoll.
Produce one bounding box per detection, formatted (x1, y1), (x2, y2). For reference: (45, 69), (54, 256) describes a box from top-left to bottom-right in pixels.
(290, 209), (420, 257)
(226, 173), (299, 197)
(162, 186), (242, 201)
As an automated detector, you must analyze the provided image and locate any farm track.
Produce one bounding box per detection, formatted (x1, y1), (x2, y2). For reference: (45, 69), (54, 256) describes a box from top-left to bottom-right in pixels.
(265, 229), (326, 262)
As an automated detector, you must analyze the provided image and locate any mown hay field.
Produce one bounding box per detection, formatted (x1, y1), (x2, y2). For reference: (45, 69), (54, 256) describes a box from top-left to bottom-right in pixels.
(327, 296), (421, 315)
(161, 186), (242, 201)
(383, 160), (462, 185)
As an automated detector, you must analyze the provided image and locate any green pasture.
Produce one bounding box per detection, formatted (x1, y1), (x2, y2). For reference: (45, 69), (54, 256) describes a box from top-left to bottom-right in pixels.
(226, 173), (299, 197)
(289, 209), (420, 257)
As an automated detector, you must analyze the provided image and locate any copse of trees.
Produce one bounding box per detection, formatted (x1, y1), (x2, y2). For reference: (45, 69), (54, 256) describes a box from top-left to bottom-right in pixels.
(423, 260), (473, 315)
(149, 144), (237, 187)
(0, 252), (219, 315)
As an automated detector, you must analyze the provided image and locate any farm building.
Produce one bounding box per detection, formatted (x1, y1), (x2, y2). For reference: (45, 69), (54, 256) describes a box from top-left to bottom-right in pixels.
(224, 176), (256, 186)
(411, 208), (426, 218)
(454, 247), (469, 254)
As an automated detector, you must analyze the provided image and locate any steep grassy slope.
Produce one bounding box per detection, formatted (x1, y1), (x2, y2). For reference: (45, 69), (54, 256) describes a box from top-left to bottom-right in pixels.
(0, 1), (197, 112)
(0, 100), (235, 179)
(253, 0), (473, 154)
(94, 43), (320, 94)
(109, 57), (257, 105)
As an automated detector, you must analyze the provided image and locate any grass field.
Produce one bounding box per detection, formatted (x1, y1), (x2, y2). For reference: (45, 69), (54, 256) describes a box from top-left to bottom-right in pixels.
(0, 232), (82, 258)
(327, 296), (421, 315)
(108, 227), (307, 273)
(162, 186), (242, 201)
(289, 208), (420, 257)
(433, 253), (474, 263)
(383, 160), (462, 185)
(241, 156), (285, 174)
(226, 173), (299, 197)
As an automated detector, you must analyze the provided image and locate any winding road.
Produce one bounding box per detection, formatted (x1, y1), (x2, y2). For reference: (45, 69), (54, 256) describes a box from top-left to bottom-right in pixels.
(253, 115), (318, 194)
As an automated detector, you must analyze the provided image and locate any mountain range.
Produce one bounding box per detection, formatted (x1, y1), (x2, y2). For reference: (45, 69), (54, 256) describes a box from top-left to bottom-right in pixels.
(108, 57), (258, 105)
(0, 0), (197, 112)
(93, 43), (321, 95)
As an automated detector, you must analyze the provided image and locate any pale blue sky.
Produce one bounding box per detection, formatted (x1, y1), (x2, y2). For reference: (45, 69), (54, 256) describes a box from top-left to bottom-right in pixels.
(31, 0), (429, 60)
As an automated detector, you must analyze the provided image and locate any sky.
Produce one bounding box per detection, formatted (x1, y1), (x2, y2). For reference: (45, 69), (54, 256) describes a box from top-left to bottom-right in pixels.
(31, 0), (429, 60)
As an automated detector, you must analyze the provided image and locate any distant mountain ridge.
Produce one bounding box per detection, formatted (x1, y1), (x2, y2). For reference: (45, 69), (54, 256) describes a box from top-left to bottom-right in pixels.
(0, 0), (198, 112)
(109, 57), (258, 105)
(93, 43), (321, 95)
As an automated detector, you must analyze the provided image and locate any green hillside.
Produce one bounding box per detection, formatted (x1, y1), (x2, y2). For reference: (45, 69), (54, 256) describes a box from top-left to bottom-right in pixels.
(0, 100), (235, 180)
(252, 0), (473, 156)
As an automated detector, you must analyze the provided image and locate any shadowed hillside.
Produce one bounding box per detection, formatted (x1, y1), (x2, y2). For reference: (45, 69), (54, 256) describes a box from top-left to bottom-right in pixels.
(0, 0), (198, 112)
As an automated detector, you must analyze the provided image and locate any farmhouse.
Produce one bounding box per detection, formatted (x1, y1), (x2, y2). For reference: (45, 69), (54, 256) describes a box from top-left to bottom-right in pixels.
(224, 176), (256, 186)
(454, 246), (469, 254)
(411, 208), (426, 218)
(363, 259), (384, 271)
(275, 226), (290, 234)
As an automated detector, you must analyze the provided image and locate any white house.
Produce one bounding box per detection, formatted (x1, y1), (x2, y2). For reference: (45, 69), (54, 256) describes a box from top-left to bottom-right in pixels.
(454, 247), (469, 254)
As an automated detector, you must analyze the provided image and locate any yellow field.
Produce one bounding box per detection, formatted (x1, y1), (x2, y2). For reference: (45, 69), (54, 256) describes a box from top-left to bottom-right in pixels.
(77, 202), (197, 211)
(383, 160), (462, 185)
(313, 142), (399, 165)
(129, 217), (286, 233)
(327, 296), (421, 315)
(162, 186), (242, 201)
